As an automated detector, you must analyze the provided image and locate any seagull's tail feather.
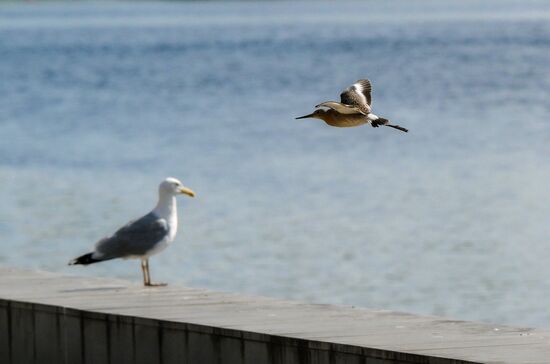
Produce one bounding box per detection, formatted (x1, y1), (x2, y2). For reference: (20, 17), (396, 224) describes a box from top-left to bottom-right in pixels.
(69, 252), (102, 266)
(386, 124), (408, 133)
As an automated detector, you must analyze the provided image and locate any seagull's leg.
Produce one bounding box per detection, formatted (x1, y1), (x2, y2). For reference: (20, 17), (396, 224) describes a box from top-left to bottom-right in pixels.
(141, 259), (150, 286)
(144, 258), (167, 287)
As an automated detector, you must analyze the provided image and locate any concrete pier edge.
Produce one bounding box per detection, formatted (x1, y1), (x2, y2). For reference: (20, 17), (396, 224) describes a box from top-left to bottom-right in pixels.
(2, 267), (549, 364)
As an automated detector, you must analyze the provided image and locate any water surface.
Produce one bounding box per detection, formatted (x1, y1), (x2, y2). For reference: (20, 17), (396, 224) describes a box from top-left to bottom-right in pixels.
(1, 0), (550, 328)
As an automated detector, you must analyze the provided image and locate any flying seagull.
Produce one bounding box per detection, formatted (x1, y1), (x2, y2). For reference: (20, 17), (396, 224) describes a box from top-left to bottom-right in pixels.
(69, 177), (195, 286)
(296, 79), (408, 132)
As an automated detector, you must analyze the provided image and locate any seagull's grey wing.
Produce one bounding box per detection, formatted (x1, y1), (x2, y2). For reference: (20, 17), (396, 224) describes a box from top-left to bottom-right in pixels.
(340, 79), (372, 114)
(94, 212), (169, 260)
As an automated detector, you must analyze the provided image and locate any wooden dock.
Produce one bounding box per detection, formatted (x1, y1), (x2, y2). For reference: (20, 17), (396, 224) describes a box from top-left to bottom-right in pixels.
(1, 267), (549, 364)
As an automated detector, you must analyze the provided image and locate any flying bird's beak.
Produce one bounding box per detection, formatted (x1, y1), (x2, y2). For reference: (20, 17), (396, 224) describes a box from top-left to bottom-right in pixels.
(179, 186), (195, 197)
(295, 113), (315, 119)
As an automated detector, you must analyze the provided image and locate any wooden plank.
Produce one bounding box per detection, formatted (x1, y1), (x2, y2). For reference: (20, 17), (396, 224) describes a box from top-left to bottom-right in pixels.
(58, 308), (84, 364)
(0, 301), (11, 364)
(9, 301), (35, 364)
(159, 325), (187, 364)
(34, 308), (61, 364)
(107, 315), (135, 364)
(82, 313), (109, 364)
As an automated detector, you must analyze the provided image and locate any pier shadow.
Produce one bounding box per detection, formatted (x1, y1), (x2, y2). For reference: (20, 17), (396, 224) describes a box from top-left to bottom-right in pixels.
(59, 286), (127, 293)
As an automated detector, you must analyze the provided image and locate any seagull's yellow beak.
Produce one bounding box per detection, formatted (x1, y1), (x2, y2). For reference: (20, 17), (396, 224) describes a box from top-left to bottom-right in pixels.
(179, 186), (195, 197)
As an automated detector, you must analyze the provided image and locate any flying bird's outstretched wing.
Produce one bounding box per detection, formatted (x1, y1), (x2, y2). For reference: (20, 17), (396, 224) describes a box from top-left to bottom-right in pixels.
(315, 101), (363, 114)
(340, 79), (372, 114)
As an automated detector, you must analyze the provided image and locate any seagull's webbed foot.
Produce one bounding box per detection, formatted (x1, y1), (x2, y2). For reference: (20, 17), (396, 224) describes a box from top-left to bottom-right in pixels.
(144, 282), (168, 287)
(141, 258), (167, 287)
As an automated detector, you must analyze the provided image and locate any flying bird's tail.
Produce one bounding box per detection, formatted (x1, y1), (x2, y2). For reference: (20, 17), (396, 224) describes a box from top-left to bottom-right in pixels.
(372, 117), (408, 133)
(68, 252), (102, 266)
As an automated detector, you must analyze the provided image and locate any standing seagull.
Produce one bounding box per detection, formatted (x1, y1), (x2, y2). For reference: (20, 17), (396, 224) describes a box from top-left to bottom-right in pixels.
(69, 177), (195, 286)
(296, 79), (408, 132)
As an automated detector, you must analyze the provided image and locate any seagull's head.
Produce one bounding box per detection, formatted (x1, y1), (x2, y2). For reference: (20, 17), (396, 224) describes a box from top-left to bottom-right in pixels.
(295, 109), (326, 120)
(159, 177), (195, 197)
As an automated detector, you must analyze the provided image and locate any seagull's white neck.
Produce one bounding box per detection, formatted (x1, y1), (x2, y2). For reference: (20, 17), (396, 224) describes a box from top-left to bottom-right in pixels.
(153, 190), (177, 220)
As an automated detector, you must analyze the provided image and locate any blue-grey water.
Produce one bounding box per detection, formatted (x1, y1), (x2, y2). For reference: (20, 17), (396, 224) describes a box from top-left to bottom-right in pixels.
(1, 0), (549, 328)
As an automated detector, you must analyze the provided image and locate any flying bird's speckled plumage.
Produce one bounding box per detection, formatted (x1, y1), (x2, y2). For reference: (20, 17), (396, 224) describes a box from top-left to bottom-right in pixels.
(69, 177), (195, 287)
(296, 78), (408, 132)
(339, 79), (373, 114)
